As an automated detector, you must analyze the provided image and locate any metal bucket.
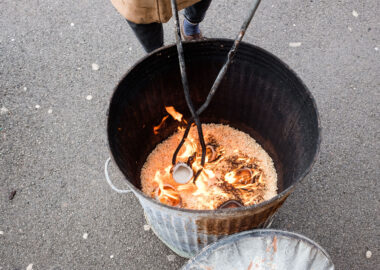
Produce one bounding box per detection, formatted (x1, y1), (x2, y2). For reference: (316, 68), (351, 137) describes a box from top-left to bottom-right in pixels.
(106, 39), (321, 258)
(181, 229), (335, 269)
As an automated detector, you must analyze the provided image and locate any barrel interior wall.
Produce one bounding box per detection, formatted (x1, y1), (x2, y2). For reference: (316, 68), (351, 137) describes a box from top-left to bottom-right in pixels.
(108, 40), (319, 197)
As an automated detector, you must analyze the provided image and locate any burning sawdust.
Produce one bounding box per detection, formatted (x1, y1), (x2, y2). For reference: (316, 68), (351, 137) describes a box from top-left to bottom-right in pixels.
(141, 123), (277, 210)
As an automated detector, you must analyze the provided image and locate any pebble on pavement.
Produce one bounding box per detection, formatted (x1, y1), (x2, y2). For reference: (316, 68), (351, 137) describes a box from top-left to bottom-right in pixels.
(167, 255), (176, 262)
(289, 42), (302, 47)
(0, 107), (9, 115)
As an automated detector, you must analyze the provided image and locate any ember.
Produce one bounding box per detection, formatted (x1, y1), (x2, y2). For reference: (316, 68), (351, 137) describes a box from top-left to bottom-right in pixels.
(142, 117), (277, 210)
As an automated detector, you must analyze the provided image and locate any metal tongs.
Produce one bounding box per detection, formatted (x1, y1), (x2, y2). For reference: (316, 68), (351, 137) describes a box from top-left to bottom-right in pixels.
(170, 0), (262, 183)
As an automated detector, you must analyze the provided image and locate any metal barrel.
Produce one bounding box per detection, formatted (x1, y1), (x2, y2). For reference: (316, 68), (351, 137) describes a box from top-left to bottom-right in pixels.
(181, 229), (335, 269)
(136, 189), (289, 258)
(107, 39), (321, 258)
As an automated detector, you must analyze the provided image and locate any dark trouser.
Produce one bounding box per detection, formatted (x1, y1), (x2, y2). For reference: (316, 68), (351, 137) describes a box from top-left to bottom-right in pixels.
(127, 0), (212, 53)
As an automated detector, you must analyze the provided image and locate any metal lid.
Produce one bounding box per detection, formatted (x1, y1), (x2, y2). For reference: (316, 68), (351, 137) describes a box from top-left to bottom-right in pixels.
(182, 229), (334, 270)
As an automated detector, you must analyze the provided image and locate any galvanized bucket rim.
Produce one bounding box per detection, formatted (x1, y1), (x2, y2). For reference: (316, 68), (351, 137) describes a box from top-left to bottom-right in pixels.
(107, 38), (322, 215)
(182, 229), (334, 268)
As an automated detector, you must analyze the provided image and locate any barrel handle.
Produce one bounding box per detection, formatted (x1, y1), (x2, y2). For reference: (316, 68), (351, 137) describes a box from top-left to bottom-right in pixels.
(104, 157), (132, 193)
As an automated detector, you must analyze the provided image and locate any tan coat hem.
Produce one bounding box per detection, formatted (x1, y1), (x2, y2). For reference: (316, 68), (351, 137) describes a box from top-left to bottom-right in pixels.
(110, 0), (201, 24)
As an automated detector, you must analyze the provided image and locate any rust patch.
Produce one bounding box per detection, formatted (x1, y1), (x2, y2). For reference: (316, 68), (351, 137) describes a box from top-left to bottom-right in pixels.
(273, 235), (277, 252)
(247, 261), (253, 270)
(197, 236), (207, 245)
(195, 194), (289, 235)
(266, 243), (271, 253)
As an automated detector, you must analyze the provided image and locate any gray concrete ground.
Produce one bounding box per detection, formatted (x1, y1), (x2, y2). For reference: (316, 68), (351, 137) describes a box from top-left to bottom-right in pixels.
(1, 0), (379, 269)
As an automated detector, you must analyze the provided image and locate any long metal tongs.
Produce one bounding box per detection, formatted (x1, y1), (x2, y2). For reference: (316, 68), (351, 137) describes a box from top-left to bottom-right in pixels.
(170, 0), (262, 168)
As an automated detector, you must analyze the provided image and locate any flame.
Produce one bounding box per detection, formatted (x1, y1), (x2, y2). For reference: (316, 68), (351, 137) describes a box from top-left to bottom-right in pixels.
(153, 115), (169, 135)
(154, 183), (181, 207)
(152, 171), (181, 207)
(225, 168), (261, 185)
(178, 137), (197, 160)
(150, 107), (268, 210)
(154, 106), (187, 135)
(165, 106), (183, 122)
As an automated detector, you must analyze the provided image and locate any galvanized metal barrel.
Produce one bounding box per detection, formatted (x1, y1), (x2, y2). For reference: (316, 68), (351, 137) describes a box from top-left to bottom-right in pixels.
(182, 229), (335, 269)
(107, 39), (321, 258)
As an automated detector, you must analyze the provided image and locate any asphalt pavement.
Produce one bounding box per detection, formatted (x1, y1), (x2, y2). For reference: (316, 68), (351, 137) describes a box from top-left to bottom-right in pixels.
(1, 0), (379, 269)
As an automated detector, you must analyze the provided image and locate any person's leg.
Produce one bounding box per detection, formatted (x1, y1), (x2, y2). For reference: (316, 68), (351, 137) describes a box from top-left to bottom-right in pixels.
(126, 20), (164, 53)
(184, 0), (212, 24)
(182, 0), (212, 38)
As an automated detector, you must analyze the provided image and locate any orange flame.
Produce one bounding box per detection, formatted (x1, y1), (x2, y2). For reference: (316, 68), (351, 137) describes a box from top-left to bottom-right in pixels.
(154, 106), (186, 135)
(153, 115), (169, 135)
(165, 106), (183, 122)
(152, 170), (181, 207)
(154, 183), (181, 207)
(150, 107), (268, 209)
(178, 137), (197, 160)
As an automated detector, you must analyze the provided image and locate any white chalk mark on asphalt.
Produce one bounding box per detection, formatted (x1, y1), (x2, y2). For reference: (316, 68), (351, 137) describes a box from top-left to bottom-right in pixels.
(167, 255), (176, 262)
(0, 231), (4, 235)
(289, 42), (302, 47)
(86, 95), (93, 101)
(92, 63), (99, 71)
(366, 250), (372, 259)
(110, 255), (114, 259)
(143, 224), (151, 231)
(82, 232), (88, 239)
(23, 87), (27, 91)
(0, 107), (9, 115)
(48, 109), (53, 114)
(35, 105), (40, 109)
(70, 22), (75, 27)
(352, 10), (358, 17)
(129, 47), (132, 51)
(26, 264), (33, 270)
(375, 47), (378, 51)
